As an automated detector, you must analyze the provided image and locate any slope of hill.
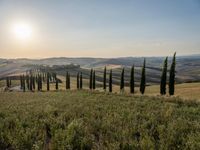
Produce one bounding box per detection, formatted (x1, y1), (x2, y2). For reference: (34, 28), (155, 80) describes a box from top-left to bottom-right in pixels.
(0, 91), (200, 149)
(0, 55), (200, 84)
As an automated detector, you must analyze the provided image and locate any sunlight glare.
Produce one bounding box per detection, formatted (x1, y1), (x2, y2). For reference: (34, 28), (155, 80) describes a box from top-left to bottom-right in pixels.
(13, 22), (32, 40)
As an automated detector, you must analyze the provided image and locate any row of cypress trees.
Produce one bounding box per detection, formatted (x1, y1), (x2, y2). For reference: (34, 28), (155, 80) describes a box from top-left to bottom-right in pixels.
(6, 53), (176, 95)
(19, 72), (57, 92)
(100, 52), (176, 95)
(160, 52), (176, 95)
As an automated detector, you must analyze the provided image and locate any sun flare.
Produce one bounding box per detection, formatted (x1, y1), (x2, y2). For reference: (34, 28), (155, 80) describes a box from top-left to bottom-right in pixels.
(12, 22), (32, 40)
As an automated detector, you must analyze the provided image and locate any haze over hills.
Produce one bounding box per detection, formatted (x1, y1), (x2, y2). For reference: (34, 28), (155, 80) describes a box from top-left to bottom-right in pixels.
(0, 55), (200, 85)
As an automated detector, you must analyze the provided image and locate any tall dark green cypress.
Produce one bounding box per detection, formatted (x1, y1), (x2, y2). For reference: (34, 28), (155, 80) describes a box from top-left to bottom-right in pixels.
(77, 72), (80, 89)
(169, 52), (176, 95)
(89, 69), (93, 90)
(9, 78), (11, 87)
(93, 70), (96, 90)
(33, 76), (35, 90)
(103, 66), (106, 90)
(37, 75), (40, 91)
(130, 65), (135, 94)
(160, 57), (168, 95)
(68, 73), (71, 89)
(27, 75), (30, 90)
(40, 75), (43, 91)
(80, 72), (83, 89)
(66, 72), (68, 89)
(55, 77), (58, 90)
(120, 68), (125, 92)
(6, 77), (9, 87)
(47, 72), (50, 91)
(20, 75), (23, 89)
(140, 59), (146, 94)
(30, 75), (33, 91)
(22, 75), (25, 92)
(109, 69), (112, 92)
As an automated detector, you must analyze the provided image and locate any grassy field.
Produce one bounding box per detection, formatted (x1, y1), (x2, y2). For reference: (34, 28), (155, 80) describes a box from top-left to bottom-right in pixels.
(0, 90), (200, 149)
(1, 78), (199, 101)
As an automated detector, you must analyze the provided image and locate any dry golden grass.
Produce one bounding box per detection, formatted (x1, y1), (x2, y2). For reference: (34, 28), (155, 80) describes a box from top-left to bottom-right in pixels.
(0, 77), (199, 100)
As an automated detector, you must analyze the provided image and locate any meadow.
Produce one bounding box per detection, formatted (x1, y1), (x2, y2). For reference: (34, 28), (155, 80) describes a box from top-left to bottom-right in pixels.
(0, 90), (200, 149)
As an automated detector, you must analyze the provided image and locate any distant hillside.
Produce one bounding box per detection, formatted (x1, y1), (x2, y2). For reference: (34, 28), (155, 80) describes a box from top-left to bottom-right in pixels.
(0, 55), (200, 84)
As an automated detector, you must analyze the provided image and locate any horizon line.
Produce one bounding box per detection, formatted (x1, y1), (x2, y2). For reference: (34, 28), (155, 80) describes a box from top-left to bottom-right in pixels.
(1, 53), (200, 60)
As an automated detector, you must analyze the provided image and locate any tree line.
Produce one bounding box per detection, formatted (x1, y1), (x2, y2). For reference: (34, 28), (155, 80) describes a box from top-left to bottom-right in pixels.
(5, 53), (176, 95)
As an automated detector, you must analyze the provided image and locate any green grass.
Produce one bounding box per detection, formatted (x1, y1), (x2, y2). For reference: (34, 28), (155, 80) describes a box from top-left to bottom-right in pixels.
(0, 90), (200, 149)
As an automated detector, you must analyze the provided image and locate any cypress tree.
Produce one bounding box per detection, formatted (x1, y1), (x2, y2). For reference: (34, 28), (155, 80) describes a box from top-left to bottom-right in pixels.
(20, 75), (23, 89)
(30, 75), (33, 91)
(77, 72), (80, 89)
(68, 73), (71, 89)
(37, 75), (40, 91)
(140, 59), (146, 94)
(33, 76), (35, 90)
(9, 78), (12, 87)
(47, 72), (50, 91)
(130, 65), (135, 94)
(103, 66), (106, 90)
(109, 69), (112, 92)
(6, 77), (9, 87)
(55, 78), (58, 90)
(160, 57), (168, 95)
(27, 75), (30, 90)
(120, 68), (125, 92)
(169, 52), (176, 95)
(66, 72), (68, 89)
(40, 75), (43, 91)
(89, 69), (93, 90)
(93, 70), (96, 90)
(23, 75), (25, 92)
(80, 72), (83, 89)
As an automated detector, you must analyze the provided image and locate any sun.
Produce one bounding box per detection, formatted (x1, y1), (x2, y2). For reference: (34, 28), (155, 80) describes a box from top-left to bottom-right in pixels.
(12, 22), (32, 40)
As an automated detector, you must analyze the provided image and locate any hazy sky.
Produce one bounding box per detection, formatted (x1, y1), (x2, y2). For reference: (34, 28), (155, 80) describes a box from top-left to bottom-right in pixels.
(0, 0), (200, 58)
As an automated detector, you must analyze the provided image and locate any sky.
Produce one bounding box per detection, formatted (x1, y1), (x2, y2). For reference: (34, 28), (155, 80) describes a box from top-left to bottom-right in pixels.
(0, 0), (200, 58)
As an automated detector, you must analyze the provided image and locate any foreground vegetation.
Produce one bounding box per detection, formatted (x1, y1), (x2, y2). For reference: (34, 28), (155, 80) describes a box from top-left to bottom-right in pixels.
(0, 91), (200, 149)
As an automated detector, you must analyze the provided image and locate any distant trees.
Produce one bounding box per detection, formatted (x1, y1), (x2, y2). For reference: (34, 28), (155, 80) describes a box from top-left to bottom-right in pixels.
(66, 72), (70, 89)
(8, 53), (178, 95)
(26, 75), (30, 90)
(103, 66), (106, 91)
(80, 72), (83, 89)
(33, 76), (35, 90)
(37, 75), (42, 91)
(68, 73), (71, 89)
(93, 70), (96, 90)
(77, 72), (80, 89)
(109, 69), (112, 92)
(130, 65), (134, 94)
(30, 75), (33, 91)
(47, 72), (50, 91)
(160, 57), (168, 95)
(22, 75), (25, 92)
(140, 59), (146, 94)
(89, 69), (93, 90)
(169, 52), (176, 95)
(120, 68), (125, 92)
(55, 75), (58, 90)
(6, 77), (10, 88)
(20, 75), (23, 89)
